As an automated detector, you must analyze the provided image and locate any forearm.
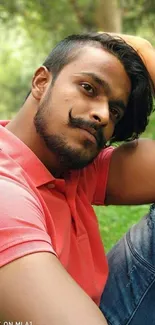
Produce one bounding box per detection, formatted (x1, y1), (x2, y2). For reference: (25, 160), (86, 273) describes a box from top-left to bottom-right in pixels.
(0, 253), (109, 325)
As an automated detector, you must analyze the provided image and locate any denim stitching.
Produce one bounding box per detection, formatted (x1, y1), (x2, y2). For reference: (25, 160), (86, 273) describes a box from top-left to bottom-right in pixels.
(125, 276), (155, 325)
(126, 229), (155, 273)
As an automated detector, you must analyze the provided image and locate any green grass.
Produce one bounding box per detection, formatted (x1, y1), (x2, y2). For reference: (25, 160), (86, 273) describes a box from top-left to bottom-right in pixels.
(95, 205), (150, 252)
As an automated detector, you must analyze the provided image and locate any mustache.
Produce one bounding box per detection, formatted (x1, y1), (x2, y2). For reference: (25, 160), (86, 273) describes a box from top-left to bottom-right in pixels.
(68, 109), (107, 148)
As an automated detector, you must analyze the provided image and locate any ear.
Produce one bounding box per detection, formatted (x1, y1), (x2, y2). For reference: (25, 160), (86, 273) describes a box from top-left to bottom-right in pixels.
(31, 66), (52, 100)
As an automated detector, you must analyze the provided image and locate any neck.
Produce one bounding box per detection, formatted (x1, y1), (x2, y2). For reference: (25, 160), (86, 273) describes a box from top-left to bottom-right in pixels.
(6, 96), (66, 178)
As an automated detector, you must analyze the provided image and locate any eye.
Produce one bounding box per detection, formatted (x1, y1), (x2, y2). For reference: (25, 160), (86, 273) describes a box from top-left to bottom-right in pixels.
(110, 106), (122, 123)
(80, 82), (96, 96)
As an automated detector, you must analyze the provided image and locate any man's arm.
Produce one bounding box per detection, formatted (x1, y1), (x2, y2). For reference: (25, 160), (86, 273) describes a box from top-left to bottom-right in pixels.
(0, 179), (108, 324)
(105, 139), (155, 205)
(0, 252), (108, 324)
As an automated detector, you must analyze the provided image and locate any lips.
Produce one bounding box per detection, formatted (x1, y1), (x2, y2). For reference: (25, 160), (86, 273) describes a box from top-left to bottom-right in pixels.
(78, 126), (97, 143)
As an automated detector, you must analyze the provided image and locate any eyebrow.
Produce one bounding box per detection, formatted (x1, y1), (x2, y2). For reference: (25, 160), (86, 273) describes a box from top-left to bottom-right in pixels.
(79, 72), (111, 96)
(78, 72), (126, 112)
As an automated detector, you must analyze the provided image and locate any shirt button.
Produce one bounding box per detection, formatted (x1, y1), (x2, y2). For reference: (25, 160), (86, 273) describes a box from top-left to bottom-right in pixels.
(47, 183), (55, 189)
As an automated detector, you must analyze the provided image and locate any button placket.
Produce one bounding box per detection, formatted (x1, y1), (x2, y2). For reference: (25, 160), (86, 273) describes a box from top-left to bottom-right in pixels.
(47, 183), (55, 189)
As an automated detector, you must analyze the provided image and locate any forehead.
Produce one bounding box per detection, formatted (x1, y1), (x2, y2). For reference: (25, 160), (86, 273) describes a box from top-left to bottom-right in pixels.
(61, 45), (131, 102)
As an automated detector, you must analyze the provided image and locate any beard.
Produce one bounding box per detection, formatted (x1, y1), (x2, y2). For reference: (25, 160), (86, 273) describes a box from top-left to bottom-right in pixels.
(34, 91), (107, 170)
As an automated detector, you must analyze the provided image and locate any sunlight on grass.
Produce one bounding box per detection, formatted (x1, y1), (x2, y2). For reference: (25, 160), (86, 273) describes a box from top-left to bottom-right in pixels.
(95, 205), (150, 252)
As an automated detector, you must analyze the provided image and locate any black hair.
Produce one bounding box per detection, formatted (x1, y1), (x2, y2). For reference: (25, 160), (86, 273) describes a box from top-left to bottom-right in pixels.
(42, 32), (154, 142)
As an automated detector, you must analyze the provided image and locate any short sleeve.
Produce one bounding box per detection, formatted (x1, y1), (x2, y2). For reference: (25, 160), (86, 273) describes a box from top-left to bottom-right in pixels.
(0, 177), (56, 267)
(92, 147), (114, 205)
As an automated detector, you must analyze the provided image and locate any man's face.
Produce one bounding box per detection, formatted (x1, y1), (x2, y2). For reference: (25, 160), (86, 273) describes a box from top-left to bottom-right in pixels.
(34, 46), (131, 170)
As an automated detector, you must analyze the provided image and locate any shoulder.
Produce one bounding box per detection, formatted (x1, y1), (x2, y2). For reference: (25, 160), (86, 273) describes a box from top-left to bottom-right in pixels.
(0, 176), (46, 235)
(0, 175), (43, 215)
(0, 176), (55, 268)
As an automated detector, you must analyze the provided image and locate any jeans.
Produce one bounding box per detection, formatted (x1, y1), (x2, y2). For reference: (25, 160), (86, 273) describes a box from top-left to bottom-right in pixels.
(100, 204), (155, 325)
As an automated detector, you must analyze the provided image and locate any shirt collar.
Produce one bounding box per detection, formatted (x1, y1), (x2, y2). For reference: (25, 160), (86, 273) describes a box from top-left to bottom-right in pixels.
(0, 121), (55, 187)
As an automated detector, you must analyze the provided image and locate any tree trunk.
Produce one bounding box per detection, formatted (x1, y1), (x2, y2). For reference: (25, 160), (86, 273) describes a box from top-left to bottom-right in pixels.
(96, 0), (122, 33)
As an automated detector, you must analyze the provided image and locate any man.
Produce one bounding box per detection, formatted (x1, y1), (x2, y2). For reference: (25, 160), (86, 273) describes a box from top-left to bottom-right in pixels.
(0, 32), (154, 324)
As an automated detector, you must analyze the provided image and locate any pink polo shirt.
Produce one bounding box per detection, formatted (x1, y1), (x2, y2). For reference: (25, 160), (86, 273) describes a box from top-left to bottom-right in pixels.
(0, 121), (114, 305)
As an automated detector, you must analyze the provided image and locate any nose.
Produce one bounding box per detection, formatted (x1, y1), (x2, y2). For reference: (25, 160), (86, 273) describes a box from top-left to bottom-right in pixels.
(89, 101), (109, 126)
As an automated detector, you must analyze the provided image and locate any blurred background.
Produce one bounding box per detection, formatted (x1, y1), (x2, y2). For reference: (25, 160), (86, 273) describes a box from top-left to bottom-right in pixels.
(0, 0), (155, 251)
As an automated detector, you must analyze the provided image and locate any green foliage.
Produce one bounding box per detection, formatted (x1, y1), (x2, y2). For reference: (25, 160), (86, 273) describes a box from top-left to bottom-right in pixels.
(123, 0), (155, 35)
(1, 0), (155, 114)
(0, 24), (46, 117)
(0, 0), (97, 42)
